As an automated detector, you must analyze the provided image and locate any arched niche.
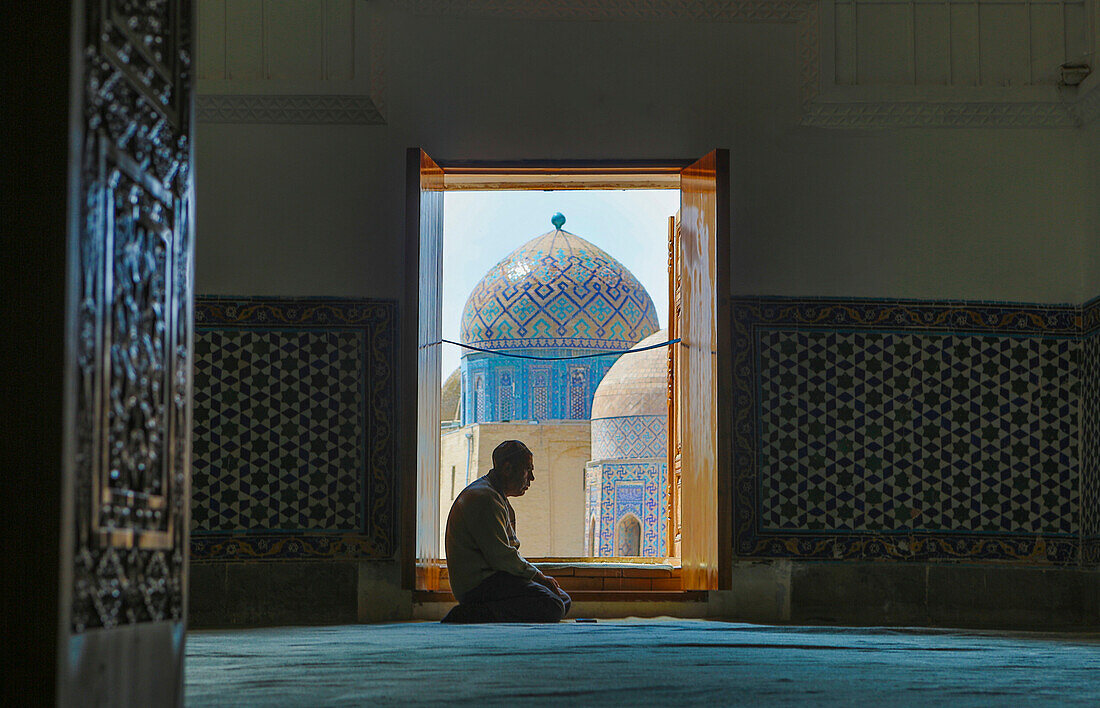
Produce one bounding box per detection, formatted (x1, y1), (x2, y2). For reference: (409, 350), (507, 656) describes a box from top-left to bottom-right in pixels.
(616, 513), (642, 557)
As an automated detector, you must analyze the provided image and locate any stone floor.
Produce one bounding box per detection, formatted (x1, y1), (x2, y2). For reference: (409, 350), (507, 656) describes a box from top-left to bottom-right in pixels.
(186, 619), (1100, 706)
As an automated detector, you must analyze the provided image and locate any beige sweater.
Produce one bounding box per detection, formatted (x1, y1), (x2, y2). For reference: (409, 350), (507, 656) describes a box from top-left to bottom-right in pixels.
(445, 475), (539, 602)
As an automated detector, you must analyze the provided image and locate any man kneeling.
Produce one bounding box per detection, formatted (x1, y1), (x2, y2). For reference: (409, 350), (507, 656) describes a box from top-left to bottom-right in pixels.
(441, 440), (570, 623)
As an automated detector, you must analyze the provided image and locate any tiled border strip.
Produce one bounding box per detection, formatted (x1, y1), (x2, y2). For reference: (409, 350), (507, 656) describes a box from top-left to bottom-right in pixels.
(1083, 295), (1100, 336)
(1081, 295), (1100, 563)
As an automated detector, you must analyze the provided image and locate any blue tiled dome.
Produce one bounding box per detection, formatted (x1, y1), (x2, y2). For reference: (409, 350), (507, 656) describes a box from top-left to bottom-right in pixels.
(460, 224), (660, 352)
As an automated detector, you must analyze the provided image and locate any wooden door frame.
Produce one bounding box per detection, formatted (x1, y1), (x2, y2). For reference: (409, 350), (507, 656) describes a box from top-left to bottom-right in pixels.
(402, 149), (417, 590)
(401, 153), (731, 590)
(713, 150), (733, 592)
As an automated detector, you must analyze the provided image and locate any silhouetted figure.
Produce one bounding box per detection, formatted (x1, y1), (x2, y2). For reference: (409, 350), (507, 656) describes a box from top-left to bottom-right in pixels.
(441, 440), (571, 623)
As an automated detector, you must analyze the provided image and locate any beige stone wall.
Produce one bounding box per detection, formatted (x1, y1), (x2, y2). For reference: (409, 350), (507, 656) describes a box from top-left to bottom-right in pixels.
(439, 422), (590, 558)
(438, 426), (473, 548)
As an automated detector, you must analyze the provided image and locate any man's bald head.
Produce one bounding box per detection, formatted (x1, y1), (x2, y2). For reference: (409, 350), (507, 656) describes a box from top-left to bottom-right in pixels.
(489, 440), (534, 497)
(492, 440), (530, 471)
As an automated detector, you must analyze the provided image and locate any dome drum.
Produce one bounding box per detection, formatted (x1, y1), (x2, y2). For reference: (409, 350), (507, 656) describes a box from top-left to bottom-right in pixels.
(461, 350), (619, 423)
(591, 416), (667, 461)
(588, 329), (670, 460)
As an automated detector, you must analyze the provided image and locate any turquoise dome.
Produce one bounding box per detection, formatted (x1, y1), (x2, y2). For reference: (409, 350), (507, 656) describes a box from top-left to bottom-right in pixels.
(460, 225), (660, 352)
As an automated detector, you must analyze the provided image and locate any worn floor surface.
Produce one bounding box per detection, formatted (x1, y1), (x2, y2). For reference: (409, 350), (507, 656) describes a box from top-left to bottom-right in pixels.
(186, 619), (1100, 706)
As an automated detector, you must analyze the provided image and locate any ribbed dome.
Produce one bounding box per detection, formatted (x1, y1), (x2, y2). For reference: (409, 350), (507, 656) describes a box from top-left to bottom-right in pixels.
(460, 221), (660, 353)
(591, 330), (669, 419)
(441, 368), (461, 422)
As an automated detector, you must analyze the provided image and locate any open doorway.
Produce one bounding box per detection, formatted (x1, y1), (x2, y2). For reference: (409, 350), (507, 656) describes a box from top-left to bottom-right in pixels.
(403, 154), (730, 594)
(439, 188), (678, 564)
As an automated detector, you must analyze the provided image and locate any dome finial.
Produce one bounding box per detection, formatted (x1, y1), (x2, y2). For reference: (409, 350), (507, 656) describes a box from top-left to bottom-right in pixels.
(551, 212), (566, 230)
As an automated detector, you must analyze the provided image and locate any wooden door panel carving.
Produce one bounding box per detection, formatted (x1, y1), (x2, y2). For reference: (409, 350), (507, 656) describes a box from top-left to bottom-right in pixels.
(70, 0), (193, 633)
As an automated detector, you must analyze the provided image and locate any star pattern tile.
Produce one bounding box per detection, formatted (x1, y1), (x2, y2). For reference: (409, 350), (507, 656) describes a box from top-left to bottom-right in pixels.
(191, 330), (365, 533)
(757, 330), (1079, 535)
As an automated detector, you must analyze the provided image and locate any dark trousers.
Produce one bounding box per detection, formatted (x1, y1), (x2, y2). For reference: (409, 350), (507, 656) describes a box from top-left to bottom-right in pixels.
(442, 571), (571, 623)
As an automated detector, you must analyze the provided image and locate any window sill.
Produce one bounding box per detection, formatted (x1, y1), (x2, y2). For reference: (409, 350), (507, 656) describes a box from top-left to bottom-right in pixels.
(435, 561), (683, 592)
(413, 589), (706, 604)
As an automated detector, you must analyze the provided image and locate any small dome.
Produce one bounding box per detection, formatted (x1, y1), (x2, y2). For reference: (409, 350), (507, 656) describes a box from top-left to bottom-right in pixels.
(591, 329), (669, 419)
(460, 219), (660, 353)
(441, 368), (461, 422)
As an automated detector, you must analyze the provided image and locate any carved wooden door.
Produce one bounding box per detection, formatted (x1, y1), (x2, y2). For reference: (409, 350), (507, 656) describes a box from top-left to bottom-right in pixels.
(61, 0), (194, 704)
(407, 149), (445, 591)
(676, 151), (731, 591)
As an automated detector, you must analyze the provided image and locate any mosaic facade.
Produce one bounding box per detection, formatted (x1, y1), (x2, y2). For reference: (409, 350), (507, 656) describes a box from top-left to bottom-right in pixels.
(732, 297), (1092, 564)
(459, 224), (658, 424)
(585, 460), (668, 557)
(190, 297), (396, 560)
(591, 415), (667, 460)
(585, 329), (671, 557)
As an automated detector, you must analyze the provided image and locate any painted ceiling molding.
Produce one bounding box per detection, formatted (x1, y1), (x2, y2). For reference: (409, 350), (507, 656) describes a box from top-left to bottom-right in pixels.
(802, 100), (1080, 129)
(401, 0), (814, 22)
(399, 0), (1096, 128)
(196, 0), (386, 125)
(196, 94), (385, 125)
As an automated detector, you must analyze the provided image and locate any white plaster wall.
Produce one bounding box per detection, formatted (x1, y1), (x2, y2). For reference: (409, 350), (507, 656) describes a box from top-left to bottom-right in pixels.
(1087, 120), (1100, 298)
(742, 127), (1095, 302)
(195, 8), (1097, 304)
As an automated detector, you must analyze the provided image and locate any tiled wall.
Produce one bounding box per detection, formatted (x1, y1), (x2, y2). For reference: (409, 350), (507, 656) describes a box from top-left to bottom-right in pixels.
(590, 415), (667, 460)
(1082, 297), (1100, 563)
(190, 297), (397, 560)
(586, 460), (667, 557)
(188, 294), (1095, 566)
(732, 297), (1095, 564)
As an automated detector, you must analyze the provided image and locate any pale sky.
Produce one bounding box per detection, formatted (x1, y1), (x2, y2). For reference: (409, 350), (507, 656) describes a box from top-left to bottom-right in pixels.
(442, 189), (680, 381)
